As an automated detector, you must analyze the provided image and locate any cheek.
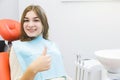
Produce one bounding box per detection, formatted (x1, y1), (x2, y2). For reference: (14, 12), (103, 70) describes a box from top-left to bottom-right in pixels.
(38, 27), (43, 34)
(38, 24), (43, 33)
(23, 26), (27, 32)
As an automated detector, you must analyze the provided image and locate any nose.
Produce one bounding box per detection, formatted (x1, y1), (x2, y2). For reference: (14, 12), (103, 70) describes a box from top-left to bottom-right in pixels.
(28, 21), (34, 27)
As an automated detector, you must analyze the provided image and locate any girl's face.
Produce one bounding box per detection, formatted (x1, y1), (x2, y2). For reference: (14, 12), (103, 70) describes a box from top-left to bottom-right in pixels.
(23, 10), (43, 37)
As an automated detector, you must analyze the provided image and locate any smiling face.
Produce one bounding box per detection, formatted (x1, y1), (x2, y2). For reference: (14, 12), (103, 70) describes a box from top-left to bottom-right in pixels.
(23, 10), (43, 37)
(20, 5), (49, 41)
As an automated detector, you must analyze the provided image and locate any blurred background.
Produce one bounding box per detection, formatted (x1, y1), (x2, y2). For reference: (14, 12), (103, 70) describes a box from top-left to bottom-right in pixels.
(1, 0), (120, 79)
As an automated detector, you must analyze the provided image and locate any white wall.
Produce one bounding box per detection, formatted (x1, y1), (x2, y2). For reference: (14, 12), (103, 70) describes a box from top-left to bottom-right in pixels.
(0, 0), (19, 20)
(19, 0), (120, 79)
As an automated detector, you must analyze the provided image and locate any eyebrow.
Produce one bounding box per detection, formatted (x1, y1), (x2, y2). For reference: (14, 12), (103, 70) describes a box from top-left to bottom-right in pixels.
(24, 17), (39, 19)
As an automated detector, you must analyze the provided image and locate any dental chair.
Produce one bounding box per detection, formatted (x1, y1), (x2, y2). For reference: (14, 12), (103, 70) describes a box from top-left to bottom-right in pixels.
(0, 19), (20, 80)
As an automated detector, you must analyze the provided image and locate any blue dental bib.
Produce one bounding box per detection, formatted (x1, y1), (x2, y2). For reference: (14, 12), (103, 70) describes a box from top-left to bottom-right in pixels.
(12, 36), (66, 80)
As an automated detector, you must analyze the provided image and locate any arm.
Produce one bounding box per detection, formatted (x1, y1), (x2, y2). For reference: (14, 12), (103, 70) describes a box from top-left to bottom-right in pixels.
(20, 47), (51, 80)
(10, 47), (51, 80)
(20, 66), (36, 80)
(10, 48), (36, 80)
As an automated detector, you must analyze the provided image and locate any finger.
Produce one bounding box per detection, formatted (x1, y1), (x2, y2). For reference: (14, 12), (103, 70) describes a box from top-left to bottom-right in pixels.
(41, 47), (47, 56)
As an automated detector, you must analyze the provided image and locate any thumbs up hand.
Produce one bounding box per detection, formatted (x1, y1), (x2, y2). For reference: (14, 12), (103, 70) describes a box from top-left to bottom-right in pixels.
(29, 47), (51, 74)
(41, 47), (47, 56)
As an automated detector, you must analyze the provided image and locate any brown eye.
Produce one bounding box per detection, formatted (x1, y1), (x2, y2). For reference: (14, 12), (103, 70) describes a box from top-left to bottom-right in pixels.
(34, 19), (40, 22)
(24, 20), (29, 22)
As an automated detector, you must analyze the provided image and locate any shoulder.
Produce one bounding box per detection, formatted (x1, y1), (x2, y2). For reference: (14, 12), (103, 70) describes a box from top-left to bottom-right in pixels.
(12, 40), (21, 45)
(45, 40), (59, 48)
(12, 40), (24, 50)
(45, 40), (61, 54)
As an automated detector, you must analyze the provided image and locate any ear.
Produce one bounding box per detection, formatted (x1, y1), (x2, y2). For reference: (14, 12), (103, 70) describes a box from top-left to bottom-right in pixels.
(0, 19), (21, 41)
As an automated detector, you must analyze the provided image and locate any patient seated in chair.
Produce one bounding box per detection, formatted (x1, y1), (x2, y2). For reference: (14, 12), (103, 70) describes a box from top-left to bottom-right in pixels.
(0, 10), (72, 80)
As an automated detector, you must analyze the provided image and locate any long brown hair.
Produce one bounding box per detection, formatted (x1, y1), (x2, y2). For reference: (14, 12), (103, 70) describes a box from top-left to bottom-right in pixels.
(20, 5), (49, 41)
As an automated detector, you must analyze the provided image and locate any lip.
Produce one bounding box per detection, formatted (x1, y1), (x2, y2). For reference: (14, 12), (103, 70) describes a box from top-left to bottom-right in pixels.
(27, 29), (36, 32)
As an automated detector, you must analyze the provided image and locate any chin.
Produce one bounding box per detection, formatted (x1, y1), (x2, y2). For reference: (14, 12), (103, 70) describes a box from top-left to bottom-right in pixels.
(27, 35), (36, 37)
(27, 33), (41, 38)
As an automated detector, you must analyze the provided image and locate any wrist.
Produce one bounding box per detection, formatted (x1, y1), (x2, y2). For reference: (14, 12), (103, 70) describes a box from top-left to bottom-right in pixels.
(28, 64), (38, 75)
(20, 66), (37, 80)
(27, 66), (37, 76)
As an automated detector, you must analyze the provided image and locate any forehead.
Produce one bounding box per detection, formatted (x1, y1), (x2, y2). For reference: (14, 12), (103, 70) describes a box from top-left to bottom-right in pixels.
(25, 10), (38, 18)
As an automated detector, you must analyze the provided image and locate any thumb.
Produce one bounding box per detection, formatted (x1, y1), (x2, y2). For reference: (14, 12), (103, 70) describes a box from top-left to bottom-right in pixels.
(41, 47), (47, 56)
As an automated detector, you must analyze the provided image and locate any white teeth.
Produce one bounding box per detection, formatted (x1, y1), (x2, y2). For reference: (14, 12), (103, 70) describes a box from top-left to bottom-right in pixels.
(28, 29), (35, 32)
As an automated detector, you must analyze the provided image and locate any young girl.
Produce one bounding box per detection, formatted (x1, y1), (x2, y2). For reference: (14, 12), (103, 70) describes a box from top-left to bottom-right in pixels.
(10, 5), (67, 80)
